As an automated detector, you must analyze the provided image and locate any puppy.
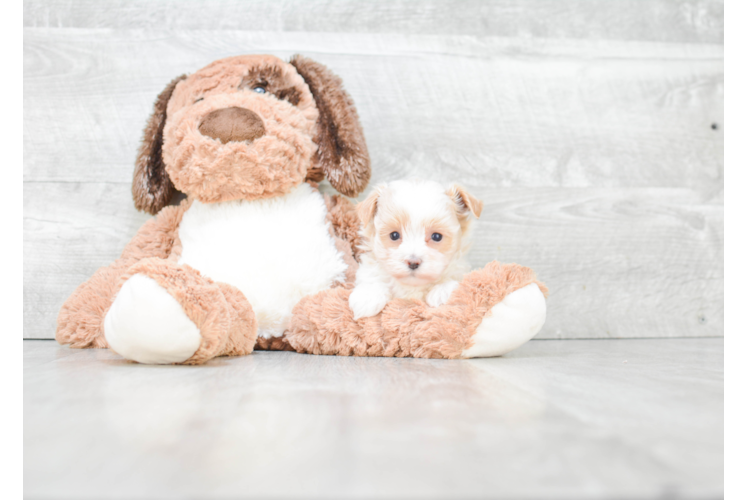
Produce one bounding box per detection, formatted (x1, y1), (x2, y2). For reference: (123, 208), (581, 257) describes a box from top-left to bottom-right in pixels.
(349, 179), (483, 320)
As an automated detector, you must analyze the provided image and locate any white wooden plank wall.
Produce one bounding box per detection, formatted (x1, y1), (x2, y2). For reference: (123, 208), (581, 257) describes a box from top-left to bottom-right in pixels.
(720, 0), (748, 354)
(23, 0), (724, 339)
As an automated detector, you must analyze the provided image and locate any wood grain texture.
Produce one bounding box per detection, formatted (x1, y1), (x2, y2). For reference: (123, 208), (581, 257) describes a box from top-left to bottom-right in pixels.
(724, 83), (748, 354)
(468, 186), (723, 339)
(24, 0), (724, 43)
(24, 182), (150, 339)
(24, 29), (724, 192)
(24, 182), (722, 339)
(23, 1), (724, 340)
(24, 339), (724, 498)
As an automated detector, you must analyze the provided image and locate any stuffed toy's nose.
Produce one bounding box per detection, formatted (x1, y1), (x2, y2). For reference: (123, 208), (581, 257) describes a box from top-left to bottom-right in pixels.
(198, 107), (266, 144)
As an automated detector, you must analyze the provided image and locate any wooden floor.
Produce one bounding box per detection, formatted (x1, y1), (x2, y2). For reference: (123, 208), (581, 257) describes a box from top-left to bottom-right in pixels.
(24, 338), (723, 499)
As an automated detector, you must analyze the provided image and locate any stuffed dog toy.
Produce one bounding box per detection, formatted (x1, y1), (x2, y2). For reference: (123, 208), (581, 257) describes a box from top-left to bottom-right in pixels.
(56, 54), (548, 364)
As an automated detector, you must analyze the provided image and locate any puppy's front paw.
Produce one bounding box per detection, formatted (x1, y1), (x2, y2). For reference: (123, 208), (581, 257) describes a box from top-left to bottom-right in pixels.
(426, 280), (460, 308)
(349, 286), (390, 320)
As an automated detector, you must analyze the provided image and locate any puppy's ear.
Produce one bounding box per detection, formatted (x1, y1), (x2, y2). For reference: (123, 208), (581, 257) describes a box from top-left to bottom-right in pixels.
(290, 55), (370, 198)
(447, 184), (483, 219)
(356, 188), (381, 228)
(132, 74), (187, 214)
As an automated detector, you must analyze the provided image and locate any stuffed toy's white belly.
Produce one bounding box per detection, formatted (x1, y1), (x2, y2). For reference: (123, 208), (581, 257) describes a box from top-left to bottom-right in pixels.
(177, 183), (348, 338)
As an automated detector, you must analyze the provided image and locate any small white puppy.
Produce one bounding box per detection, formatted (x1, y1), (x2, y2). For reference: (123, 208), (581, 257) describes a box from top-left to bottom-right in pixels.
(349, 178), (483, 320)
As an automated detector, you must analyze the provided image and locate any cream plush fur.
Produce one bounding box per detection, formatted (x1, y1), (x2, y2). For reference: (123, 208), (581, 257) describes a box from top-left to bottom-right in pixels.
(105, 274), (202, 364)
(461, 283), (547, 358)
(56, 54), (548, 364)
(177, 183), (348, 338)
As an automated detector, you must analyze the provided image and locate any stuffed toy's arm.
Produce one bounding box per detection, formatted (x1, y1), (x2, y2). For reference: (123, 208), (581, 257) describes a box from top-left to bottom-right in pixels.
(56, 202), (188, 348)
(323, 194), (364, 286)
(324, 195), (363, 262)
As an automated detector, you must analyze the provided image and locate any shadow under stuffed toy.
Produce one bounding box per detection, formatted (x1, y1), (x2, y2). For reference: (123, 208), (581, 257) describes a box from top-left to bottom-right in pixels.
(56, 54), (548, 364)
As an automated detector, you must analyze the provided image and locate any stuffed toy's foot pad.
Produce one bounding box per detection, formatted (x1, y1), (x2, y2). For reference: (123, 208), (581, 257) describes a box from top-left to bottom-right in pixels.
(104, 274), (202, 364)
(461, 283), (546, 358)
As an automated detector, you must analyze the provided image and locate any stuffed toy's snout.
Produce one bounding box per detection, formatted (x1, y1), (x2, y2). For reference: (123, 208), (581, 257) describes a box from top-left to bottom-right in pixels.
(133, 54), (371, 214)
(197, 107), (267, 144)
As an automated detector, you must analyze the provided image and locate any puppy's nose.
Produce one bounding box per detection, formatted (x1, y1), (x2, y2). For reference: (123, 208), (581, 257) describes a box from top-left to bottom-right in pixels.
(406, 259), (422, 270)
(198, 107), (265, 144)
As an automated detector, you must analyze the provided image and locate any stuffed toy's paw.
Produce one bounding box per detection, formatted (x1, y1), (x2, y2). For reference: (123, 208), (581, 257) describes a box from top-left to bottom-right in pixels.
(460, 282), (546, 358)
(105, 274), (203, 364)
(103, 258), (257, 365)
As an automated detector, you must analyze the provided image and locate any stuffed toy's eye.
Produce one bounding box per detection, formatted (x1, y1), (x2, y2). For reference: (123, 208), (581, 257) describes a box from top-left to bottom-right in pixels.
(390, 232), (400, 241)
(253, 87), (267, 94)
(431, 233), (443, 242)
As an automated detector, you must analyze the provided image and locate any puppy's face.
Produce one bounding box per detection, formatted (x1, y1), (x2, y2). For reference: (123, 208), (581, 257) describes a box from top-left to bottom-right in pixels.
(358, 180), (483, 287)
(163, 55), (319, 203)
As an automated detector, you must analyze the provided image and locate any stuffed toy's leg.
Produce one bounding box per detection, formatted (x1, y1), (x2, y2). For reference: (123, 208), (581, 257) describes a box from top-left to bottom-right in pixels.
(56, 203), (190, 349)
(57, 259), (136, 348)
(103, 258), (257, 364)
(286, 262), (547, 359)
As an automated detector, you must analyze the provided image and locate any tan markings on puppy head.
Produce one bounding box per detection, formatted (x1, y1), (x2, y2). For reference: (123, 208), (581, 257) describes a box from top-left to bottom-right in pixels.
(377, 209), (409, 249)
(447, 184), (483, 226)
(356, 186), (381, 242)
(425, 218), (456, 254)
(359, 179), (470, 287)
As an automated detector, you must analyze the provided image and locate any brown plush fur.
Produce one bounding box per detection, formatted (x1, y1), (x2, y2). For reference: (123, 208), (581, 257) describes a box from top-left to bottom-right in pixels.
(323, 193), (365, 286)
(163, 78), (318, 205)
(133, 75), (187, 215)
(325, 194), (365, 262)
(255, 336), (296, 352)
(131, 54), (370, 214)
(239, 63), (304, 106)
(216, 282), (259, 357)
(290, 55), (371, 198)
(286, 262), (548, 359)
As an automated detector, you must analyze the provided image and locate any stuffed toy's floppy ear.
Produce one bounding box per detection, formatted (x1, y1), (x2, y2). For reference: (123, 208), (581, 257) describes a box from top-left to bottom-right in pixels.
(290, 55), (371, 198)
(132, 74), (187, 214)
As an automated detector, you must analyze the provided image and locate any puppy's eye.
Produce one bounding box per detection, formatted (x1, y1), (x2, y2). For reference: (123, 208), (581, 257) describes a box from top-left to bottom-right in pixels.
(431, 233), (443, 242)
(390, 232), (400, 241)
(253, 86), (267, 94)
(194, 97), (204, 103)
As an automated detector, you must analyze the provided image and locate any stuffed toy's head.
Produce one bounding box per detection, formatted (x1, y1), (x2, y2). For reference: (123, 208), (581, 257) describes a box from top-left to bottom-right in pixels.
(133, 54), (371, 214)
